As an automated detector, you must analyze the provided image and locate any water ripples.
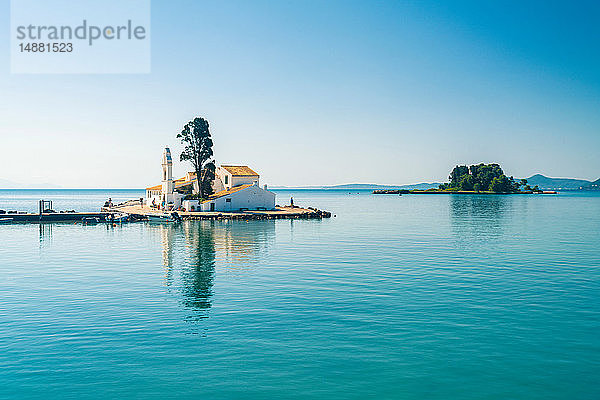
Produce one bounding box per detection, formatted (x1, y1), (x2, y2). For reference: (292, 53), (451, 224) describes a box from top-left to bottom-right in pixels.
(0, 192), (599, 398)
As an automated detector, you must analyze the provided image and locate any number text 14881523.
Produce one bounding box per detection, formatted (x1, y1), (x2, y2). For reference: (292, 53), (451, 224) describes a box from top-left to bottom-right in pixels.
(19, 43), (73, 52)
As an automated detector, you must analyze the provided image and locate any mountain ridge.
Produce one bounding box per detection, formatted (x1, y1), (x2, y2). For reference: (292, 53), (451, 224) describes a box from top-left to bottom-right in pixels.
(270, 182), (441, 190)
(524, 174), (595, 190)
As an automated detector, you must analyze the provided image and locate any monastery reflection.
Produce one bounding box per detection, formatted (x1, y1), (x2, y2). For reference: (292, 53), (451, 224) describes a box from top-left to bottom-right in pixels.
(151, 219), (275, 321)
(209, 219), (276, 268)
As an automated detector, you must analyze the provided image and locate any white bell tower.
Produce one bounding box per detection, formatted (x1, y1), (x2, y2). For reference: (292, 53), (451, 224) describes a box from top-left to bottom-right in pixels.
(161, 147), (174, 199)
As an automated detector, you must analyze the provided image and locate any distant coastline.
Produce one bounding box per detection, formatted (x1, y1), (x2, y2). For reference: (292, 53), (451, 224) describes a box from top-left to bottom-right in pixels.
(272, 173), (600, 193)
(270, 183), (441, 190)
(2, 174), (598, 192)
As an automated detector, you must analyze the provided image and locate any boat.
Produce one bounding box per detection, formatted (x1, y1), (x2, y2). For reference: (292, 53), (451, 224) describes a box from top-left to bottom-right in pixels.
(0, 218), (13, 223)
(146, 212), (181, 223)
(81, 217), (101, 224)
(107, 213), (129, 223)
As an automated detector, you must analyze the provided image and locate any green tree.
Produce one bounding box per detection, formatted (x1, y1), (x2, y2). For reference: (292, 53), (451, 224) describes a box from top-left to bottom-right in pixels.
(471, 163), (504, 189)
(201, 162), (216, 197)
(520, 178), (528, 188)
(177, 117), (215, 199)
(444, 163), (523, 193)
(489, 175), (512, 193)
(459, 174), (475, 191)
(449, 165), (469, 187)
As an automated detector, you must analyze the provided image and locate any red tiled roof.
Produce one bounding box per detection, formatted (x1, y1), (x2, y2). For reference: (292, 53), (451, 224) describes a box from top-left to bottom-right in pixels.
(146, 173), (197, 191)
(221, 165), (259, 176)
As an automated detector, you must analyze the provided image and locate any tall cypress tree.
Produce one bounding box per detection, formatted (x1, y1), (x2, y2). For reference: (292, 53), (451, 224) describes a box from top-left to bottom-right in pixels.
(177, 117), (215, 198)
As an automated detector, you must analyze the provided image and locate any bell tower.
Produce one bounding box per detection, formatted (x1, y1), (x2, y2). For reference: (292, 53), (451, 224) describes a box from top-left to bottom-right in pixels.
(161, 147), (174, 197)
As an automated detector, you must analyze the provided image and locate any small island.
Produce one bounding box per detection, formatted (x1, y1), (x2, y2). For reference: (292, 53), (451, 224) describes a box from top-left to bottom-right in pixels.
(413, 163), (545, 194)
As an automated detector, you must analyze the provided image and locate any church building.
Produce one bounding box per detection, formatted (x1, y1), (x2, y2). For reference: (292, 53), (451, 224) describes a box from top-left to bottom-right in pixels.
(145, 147), (275, 212)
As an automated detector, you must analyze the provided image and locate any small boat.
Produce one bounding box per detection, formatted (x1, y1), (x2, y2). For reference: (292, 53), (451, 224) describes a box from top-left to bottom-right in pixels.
(0, 218), (13, 223)
(146, 212), (181, 223)
(81, 217), (101, 224)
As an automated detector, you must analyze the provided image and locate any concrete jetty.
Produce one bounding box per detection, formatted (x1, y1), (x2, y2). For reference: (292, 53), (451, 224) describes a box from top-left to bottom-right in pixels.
(0, 199), (332, 224)
(0, 199), (112, 224)
(0, 212), (111, 223)
(104, 203), (332, 220)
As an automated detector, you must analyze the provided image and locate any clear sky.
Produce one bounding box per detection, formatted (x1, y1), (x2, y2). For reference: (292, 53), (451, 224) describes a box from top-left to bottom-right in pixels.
(1, 0), (599, 188)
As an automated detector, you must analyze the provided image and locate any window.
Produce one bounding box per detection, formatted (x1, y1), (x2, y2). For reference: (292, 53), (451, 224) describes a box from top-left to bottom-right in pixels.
(226, 198), (231, 203)
(224, 175), (229, 185)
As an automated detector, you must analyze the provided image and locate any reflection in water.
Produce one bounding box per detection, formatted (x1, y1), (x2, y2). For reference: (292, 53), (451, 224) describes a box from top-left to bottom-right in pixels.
(39, 223), (53, 247)
(214, 220), (276, 267)
(152, 220), (276, 323)
(159, 223), (176, 287)
(449, 195), (512, 241)
(179, 222), (216, 318)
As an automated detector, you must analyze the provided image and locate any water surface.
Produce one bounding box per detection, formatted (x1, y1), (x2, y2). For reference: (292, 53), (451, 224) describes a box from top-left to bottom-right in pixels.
(0, 190), (599, 399)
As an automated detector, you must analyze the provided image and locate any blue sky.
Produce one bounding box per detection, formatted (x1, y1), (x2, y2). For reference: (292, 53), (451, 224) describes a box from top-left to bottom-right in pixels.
(0, 0), (599, 188)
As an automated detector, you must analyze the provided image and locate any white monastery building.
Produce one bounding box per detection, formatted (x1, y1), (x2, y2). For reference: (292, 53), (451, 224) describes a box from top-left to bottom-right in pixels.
(145, 147), (275, 212)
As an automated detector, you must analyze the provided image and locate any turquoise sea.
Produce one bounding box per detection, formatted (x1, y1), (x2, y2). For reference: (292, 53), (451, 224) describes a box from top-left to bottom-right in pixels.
(0, 189), (599, 399)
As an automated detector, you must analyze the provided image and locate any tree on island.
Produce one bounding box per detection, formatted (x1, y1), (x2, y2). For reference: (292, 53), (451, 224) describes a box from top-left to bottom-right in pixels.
(439, 163), (528, 193)
(177, 117), (216, 199)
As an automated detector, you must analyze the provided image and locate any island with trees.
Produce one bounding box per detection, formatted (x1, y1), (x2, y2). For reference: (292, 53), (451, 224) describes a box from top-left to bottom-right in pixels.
(415, 163), (542, 194)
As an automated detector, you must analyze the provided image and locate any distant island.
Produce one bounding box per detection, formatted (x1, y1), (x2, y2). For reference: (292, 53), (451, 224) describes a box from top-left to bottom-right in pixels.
(271, 171), (599, 193)
(432, 163), (534, 193)
(408, 165), (599, 194)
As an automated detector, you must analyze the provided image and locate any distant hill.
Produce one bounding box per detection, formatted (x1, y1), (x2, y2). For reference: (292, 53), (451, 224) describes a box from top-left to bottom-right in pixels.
(271, 182), (441, 190)
(525, 174), (591, 190)
(581, 178), (600, 191)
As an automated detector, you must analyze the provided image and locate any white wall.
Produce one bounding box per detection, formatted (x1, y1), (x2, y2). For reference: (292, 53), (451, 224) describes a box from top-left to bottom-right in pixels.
(215, 167), (231, 190)
(231, 175), (259, 188)
(215, 167), (259, 190)
(201, 184), (275, 212)
(182, 199), (201, 212)
(212, 175), (225, 193)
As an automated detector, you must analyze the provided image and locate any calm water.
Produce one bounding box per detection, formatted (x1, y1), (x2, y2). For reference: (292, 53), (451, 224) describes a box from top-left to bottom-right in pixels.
(1, 190), (599, 399)
(0, 189), (145, 213)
